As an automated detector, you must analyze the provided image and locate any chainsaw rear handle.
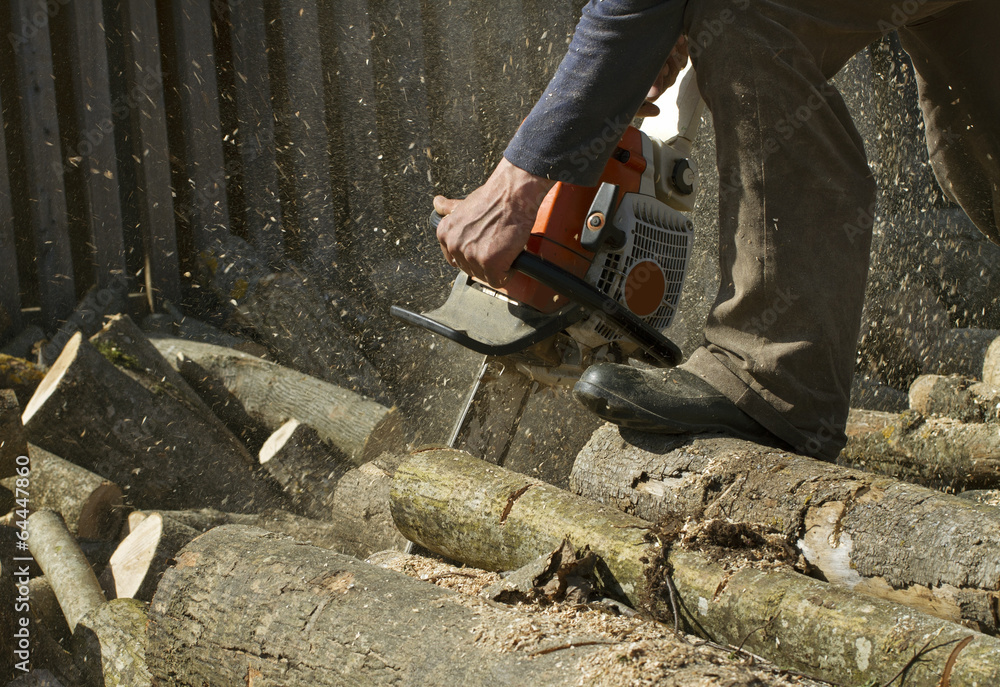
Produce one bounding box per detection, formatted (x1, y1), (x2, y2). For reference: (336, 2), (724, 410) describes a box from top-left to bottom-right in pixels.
(429, 211), (681, 366)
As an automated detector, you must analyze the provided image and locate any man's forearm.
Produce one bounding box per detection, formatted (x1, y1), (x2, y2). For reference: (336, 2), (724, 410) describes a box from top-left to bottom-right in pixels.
(504, 0), (686, 187)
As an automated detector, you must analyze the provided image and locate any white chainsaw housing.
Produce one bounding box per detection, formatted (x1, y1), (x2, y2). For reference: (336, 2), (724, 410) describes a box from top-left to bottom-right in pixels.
(567, 132), (695, 351)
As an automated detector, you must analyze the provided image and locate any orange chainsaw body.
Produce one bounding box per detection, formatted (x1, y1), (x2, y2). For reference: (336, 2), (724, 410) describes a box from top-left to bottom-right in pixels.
(501, 126), (647, 314)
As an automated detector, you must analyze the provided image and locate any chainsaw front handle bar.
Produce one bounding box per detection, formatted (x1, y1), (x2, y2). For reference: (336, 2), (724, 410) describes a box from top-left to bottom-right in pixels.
(430, 211), (681, 366)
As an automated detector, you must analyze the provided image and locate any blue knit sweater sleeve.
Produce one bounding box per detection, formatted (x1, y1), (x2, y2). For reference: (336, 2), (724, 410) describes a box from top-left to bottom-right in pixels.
(504, 0), (686, 187)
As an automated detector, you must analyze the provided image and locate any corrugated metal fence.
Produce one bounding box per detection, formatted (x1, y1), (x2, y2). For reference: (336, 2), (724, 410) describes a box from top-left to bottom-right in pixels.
(0, 0), (585, 345)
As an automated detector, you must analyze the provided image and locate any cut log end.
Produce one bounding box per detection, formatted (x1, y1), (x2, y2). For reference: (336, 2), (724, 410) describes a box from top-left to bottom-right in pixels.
(101, 513), (200, 602)
(258, 418), (300, 466)
(22, 332), (81, 425)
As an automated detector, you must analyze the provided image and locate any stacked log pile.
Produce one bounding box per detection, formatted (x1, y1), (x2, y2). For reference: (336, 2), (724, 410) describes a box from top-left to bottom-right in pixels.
(0, 314), (410, 685)
(3, 308), (1000, 685)
(843, 332), (1000, 491)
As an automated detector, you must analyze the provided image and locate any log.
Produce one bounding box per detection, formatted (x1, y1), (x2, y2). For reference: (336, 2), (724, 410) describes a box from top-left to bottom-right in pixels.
(22, 333), (282, 511)
(28, 576), (70, 644)
(983, 336), (1000, 386)
(147, 525), (677, 686)
(391, 448), (657, 605)
(390, 450), (1000, 686)
(99, 513), (200, 602)
(319, 453), (409, 555)
(89, 314), (255, 461)
(38, 278), (130, 366)
(0, 353), (46, 407)
(909, 374), (1000, 423)
(571, 426), (1000, 633)
(171, 351), (271, 451)
(151, 336), (404, 464)
(73, 598), (151, 687)
(843, 408), (1000, 491)
(129, 453), (409, 559)
(27, 510), (105, 633)
(90, 315), (217, 422)
(0, 388), (26, 479)
(959, 490), (1000, 508)
(0, 445), (123, 539)
(259, 419), (353, 519)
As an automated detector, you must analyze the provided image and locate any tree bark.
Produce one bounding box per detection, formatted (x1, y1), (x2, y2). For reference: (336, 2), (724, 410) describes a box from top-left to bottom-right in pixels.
(843, 408), (1000, 491)
(72, 598), (151, 687)
(571, 425), (1000, 633)
(259, 419), (354, 518)
(29, 577), (70, 644)
(390, 449), (1000, 686)
(909, 374), (1000, 424)
(152, 336), (404, 463)
(147, 525), (636, 686)
(27, 511), (106, 633)
(129, 450), (409, 560)
(0, 388), (26, 479)
(89, 314), (250, 460)
(99, 513), (200, 602)
(1, 445), (123, 539)
(959, 490), (1000, 508)
(21, 333), (283, 511)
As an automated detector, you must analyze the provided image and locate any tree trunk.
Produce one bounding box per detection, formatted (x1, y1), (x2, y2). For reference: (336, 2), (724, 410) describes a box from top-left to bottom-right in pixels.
(1, 445), (123, 539)
(21, 333), (283, 511)
(89, 314), (250, 460)
(259, 419), (354, 518)
(99, 513), (200, 601)
(151, 336), (404, 464)
(147, 525), (640, 686)
(0, 388), (26, 479)
(571, 425), (1000, 633)
(390, 449), (1000, 686)
(843, 408), (1000, 490)
(72, 598), (151, 687)
(258, 424), (408, 554)
(909, 374), (1000, 423)
(27, 510), (106, 633)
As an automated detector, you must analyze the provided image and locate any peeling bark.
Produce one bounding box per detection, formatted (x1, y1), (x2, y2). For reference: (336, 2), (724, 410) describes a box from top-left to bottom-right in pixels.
(572, 426), (1000, 633)
(391, 449), (1000, 686)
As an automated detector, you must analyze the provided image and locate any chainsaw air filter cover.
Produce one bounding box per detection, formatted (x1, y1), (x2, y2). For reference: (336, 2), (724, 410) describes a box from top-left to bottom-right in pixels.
(568, 192), (693, 349)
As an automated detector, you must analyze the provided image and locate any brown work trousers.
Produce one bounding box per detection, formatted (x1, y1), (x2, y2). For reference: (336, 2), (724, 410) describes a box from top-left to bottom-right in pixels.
(679, 0), (1000, 459)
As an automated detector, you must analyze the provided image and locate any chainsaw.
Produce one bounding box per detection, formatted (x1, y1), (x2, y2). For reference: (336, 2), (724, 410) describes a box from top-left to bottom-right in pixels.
(392, 70), (705, 462)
